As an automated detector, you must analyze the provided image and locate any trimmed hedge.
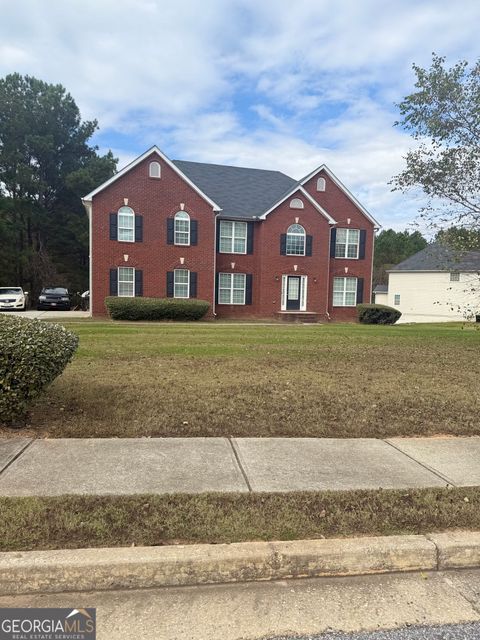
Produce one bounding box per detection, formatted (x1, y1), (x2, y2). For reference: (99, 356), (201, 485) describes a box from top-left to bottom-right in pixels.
(0, 316), (79, 425)
(357, 303), (402, 325)
(105, 297), (210, 321)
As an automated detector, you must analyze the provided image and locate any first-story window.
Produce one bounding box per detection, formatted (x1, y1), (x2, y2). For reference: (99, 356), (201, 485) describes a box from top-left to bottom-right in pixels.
(118, 206), (135, 242)
(174, 269), (189, 298)
(219, 221), (247, 254)
(218, 272), (246, 304)
(333, 277), (357, 306)
(335, 228), (360, 259)
(450, 272), (460, 282)
(394, 294), (401, 305)
(118, 267), (135, 296)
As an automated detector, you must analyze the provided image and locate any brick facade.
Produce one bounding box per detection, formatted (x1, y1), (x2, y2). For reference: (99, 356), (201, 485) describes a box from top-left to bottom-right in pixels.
(85, 148), (377, 321)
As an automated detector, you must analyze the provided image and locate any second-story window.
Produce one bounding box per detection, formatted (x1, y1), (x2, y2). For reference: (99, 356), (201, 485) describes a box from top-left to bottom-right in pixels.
(118, 206), (135, 242)
(335, 228), (360, 259)
(219, 221), (247, 254)
(286, 224), (306, 256)
(174, 211), (190, 245)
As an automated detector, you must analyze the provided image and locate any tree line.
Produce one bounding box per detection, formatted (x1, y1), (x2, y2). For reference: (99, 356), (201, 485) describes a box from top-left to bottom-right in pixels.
(0, 73), (117, 299)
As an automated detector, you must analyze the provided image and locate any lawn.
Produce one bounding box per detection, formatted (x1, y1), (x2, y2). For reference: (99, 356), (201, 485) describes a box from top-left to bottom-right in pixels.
(1, 487), (480, 551)
(8, 321), (480, 438)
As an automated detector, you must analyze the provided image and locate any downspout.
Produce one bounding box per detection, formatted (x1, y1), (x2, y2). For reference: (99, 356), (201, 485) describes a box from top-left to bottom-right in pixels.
(213, 210), (220, 318)
(325, 223), (333, 321)
(82, 199), (93, 318)
(370, 228), (377, 303)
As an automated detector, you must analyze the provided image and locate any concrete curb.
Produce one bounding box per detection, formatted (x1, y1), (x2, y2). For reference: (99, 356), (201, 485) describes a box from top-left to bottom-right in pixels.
(0, 531), (479, 596)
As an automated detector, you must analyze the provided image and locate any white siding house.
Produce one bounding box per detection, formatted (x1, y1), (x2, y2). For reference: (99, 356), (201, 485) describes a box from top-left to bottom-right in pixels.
(384, 244), (480, 323)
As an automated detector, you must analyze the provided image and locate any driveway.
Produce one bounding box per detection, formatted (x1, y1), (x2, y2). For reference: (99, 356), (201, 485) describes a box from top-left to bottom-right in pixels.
(0, 310), (90, 319)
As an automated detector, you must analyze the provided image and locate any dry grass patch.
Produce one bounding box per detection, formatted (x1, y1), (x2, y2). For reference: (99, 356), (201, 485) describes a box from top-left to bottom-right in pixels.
(3, 321), (479, 438)
(1, 487), (480, 552)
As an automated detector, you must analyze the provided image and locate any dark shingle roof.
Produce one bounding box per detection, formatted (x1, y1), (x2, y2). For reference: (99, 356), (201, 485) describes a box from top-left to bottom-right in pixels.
(390, 243), (480, 272)
(374, 284), (388, 293)
(172, 160), (296, 219)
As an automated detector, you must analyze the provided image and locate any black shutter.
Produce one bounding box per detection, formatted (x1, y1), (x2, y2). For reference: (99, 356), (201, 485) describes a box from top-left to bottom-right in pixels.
(191, 220), (198, 245)
(306, 235), (313, 256)
(135, 216), (143, 242)
(215, 273), (219, 304)
(280, 234), (287, 255)
(247, 222), (254, 254)
(330, 228), (337, 257)
(109, 269), (118, 296)
(216, 221), (221, 252)
(356, 278), (364, 304)
(109, 213), (118, 240)
(135, 269), (143, 296)
(359, 230), (367, 259)
(166, 271), (174, 297)
(190, 271), (197, 298)
(245, 274), (253, 305)
(167, 218), (174, 244)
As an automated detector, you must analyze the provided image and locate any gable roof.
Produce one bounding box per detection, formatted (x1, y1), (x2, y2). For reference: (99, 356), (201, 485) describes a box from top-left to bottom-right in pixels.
(298, 164), (381, 228)
(82, 146), (222, 211)
(258, 184), (336, 224)
(374, 284), (388, 293)
(389, 243), (480, 272)
(172, 160), (296, 219)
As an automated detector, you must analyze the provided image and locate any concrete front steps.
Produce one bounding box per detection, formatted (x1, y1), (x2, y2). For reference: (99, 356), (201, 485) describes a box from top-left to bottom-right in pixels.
(276, 311), (320, 323)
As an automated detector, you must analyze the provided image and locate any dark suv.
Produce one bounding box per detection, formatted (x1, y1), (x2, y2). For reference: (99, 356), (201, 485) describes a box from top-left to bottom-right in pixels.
(37, 287), (71, 311)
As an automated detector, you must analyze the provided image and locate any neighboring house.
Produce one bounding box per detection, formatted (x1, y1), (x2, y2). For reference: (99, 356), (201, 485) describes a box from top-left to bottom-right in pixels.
(82, 146), (380, 320)
(385, 243), (480, 322)
(373, 284), (388, 305)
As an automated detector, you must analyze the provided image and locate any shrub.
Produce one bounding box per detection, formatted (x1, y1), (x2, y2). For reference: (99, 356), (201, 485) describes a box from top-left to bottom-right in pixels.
(105, 297), (210, 321)
(0, 316), (79, 425)
(357, 303), (402, 325)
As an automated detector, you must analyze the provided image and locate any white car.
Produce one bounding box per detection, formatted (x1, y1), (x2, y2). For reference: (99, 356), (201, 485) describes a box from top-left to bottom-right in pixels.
(0, 287), (28, 311)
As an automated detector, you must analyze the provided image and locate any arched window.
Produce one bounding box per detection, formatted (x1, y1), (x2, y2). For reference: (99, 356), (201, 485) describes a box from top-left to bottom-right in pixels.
(289, 198), (304, 209)
(286, 223), (305, 256)
(149, 161), (161, 178)
(174, 211), (190, 245)
(118, 206), (135, 242)
(316, 177), (326, 192)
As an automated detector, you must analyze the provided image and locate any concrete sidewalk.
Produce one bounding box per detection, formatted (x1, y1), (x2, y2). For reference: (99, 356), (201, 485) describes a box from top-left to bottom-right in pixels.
(0, 436), (479, 496)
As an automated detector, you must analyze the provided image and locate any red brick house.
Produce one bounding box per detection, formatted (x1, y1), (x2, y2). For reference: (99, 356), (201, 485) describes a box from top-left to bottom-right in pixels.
(82, 146), (380, 320)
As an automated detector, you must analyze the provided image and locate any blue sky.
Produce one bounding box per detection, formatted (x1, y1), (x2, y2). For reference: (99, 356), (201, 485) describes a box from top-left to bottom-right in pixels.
(1, 0), (480, 230)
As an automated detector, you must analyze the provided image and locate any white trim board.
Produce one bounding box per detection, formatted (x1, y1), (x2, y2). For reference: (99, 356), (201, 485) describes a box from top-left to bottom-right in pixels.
(259, 186), (336, 224)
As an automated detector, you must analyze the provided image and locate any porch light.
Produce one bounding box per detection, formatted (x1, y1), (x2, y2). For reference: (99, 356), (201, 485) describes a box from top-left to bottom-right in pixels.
(231, 262), (235, 269)
(294, 265), (298, 272)
(123, 254), (129, 262)
(180, 257), (185, 265)
(344, 266), (349, 274)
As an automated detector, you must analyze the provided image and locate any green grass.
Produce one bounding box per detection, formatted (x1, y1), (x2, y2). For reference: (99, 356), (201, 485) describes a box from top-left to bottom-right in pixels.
(4, 320), (480, 438)
(1, 487), (480, 552)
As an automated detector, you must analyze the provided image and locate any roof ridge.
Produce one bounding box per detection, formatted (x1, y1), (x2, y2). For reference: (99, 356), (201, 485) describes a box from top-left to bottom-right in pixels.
(172, 158), (295, 178)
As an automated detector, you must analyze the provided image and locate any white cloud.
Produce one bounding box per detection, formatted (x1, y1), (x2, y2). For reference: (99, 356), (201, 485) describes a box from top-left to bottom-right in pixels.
(1, 0), (479, 229)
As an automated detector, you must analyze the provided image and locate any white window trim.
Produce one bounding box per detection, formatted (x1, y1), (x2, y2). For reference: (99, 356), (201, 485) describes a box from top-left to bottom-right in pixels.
(174, 211), (190, 246)
(335, 228), (360, 259)
(280, 275), (308, 311)
(174, 269), (190, 299)
(289, 198), (304, 209)
(286, 224), (306, 256)
(316, 177), (326, 192)
(394, 294), (401, 306)
(332, 276), (357, 307)
(149, 161), (161, 178)
(218, 272), (246, 305)
(118, 267), (135, 297)
(118, 206), (135, 243)
(219, 221), (247, 255)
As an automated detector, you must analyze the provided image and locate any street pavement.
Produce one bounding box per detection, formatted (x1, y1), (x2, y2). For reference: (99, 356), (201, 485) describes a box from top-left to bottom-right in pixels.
(2, 570), (480, 639)
(272, 623), (480, 639)
(0, 436), (479, 495)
